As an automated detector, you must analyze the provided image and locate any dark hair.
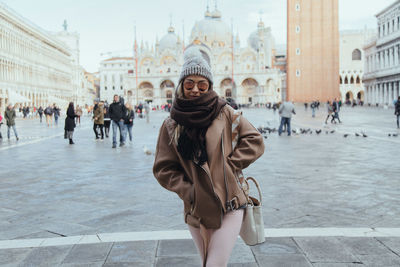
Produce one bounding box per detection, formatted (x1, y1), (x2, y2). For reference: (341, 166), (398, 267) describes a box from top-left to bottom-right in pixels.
(68, 102), (74, 109)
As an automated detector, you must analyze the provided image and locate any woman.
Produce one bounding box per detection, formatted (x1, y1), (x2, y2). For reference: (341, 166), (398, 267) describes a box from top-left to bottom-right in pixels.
(124, 103), (135, 142)
(153, 45), (264, 267)
(64, 102), (76, 144)
(93, 101), (105, 140)
(103, 103), (111, 138)
(325, 101), (334, 124)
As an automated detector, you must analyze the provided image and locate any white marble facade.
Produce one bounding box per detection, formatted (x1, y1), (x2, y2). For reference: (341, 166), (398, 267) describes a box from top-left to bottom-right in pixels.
(340, 29), (376, 103)
(99, 7), (284, 106)
(0, 3), (94, 112)
(363, 0), (400, 106)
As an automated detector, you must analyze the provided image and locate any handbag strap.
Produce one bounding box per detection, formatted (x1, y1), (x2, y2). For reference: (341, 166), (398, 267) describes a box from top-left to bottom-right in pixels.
(245, 177), (263, 204)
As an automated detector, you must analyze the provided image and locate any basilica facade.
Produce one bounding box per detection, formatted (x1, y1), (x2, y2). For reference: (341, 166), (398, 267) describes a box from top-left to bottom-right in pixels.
(100, 7), (284, 106)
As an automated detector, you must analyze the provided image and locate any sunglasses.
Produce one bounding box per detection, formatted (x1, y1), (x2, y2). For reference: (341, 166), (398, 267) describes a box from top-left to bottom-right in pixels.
(183, 80), (209, 91)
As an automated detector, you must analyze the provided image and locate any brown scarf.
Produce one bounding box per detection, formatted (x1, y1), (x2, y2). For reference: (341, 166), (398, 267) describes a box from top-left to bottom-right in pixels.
(171, 90), (226, 164)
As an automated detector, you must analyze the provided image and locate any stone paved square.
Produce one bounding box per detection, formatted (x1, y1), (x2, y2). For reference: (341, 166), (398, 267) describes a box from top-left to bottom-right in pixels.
(0, 106), (400, 266)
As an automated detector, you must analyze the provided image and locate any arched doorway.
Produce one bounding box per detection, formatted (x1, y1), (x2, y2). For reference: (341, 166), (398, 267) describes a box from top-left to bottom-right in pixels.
(357, 91), (364, 101)
(346, 91), (354, 102)
(220, 78), (236, 99)
(241, 78), (259, 104)
(139, 82), (154, 103)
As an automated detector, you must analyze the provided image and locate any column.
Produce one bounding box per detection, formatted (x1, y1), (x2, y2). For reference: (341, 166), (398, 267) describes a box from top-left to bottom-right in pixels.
(395, 46), (399, 66)
(389, 82), (393, 105)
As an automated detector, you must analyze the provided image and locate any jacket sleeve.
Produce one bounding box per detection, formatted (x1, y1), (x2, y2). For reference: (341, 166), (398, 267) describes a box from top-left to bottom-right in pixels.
(153, 121), (192, 203)
(227, 115), (265, 171)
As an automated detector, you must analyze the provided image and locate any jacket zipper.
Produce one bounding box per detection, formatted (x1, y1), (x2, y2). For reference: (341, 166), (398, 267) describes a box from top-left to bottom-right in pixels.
(194, 161), (224, 222)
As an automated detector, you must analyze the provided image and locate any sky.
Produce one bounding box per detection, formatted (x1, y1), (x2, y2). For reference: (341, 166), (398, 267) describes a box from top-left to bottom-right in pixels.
(1, 0), (396, 72)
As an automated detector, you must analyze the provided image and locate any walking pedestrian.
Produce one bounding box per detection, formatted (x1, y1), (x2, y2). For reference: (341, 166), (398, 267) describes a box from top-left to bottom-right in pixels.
(144, 102), (150, 123)
(0, 113), (3, 140)
(395, 96), (400, 129)
(332, 98), (342, 123)
(109, 95), (127, 148)
(75, 105), (82, 125)
(278, 100), (296, 136)
(38, 106), (43, 123)
(103, 103), (111, 138)
(4, 104), (19, 141)
(64, 102), (76, 145)
(44, 105), (53, 127)
(124, 103), (135, 142)
(153, 45), (265, 267)
(325, 101), (334, 124)
(93, 101), (104, 140)
(53, 104), (60, 126)
(311, 101), (316, 118)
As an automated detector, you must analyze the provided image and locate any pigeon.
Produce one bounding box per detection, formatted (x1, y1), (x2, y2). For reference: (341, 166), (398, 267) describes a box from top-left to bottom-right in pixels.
(325, 131), (329, 134)
(143, 145), (152, 155)
(362, 133), (368, 138)
(355, 133), (360, 137)
(316, 129), (322, 134)
(388, 134), (392, 137)
(343, 134), (349, 138)
(330, 130), (335, 134)
(393, 133), (398, 137)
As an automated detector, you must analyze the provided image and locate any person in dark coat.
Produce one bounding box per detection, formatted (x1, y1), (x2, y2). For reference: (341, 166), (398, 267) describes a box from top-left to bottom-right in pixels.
(124, 103), (135, 142)
(395, 96), (400, 128)
(38, 106), (43, 123)
(64, 102), (76, 144)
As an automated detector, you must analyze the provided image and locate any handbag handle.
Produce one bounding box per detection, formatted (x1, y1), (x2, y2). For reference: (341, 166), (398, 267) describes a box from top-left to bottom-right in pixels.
(245, 177), (263, 205)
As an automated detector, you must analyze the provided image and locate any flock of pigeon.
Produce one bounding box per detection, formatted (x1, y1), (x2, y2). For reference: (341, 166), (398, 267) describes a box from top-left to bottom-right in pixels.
(257, 126), (399, 139)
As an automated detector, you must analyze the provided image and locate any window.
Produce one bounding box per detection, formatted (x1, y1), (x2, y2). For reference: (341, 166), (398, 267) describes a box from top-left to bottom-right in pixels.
(295, 3), (300, 11)
(352, 49), (361, 60)
(167, 68), (171, 73)
(120, 86), (123, 90)
(295, 25), (300, 33)
(296, 48), (301, 55)
(350, 77), (354, 84)
(225, 66), (228, 71)
(105, 86), (107, 90)
(113, 86), (115, 90)
(147, 68), (150, 74)
(296, 69), (301, 77)
(344, 77), (348, 84)
(340, 76), (342, 84)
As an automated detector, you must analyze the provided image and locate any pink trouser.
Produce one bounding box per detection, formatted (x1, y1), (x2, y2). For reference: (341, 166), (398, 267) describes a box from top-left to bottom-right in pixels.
(188, 209), (244, 267)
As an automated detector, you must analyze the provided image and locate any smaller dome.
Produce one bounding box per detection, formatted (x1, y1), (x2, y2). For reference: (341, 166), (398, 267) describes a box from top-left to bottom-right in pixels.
(159, 27), (178, 52)
(211, 9), (221, 19)
(258, 20), (265, 28)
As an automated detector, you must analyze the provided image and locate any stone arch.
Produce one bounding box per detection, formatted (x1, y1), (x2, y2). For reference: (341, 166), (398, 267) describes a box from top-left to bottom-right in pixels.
(139, 81), (154, 89)
(160, 55), (177, 66)
(266, 78), (274, 92)
(241, 78), (259, 103)
(350, 76), (354, 84)
(220, 78), (236, 99)
(344, 76), (348, 84)
(166, 90), (173, 100)
(352, 49), (361, 60)
(357, 90), (364, 101)
(356, 76), (361, 84)
(340, 76), (342, 84)
(346, 91), (354, 101)
(160, 80), (175, 90)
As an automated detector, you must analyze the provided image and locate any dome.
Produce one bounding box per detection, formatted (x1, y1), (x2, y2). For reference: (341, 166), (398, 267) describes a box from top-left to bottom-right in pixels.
(190, 10), (231, 48)
(159, 26), (178, 52)
(247, 24), (275, 52)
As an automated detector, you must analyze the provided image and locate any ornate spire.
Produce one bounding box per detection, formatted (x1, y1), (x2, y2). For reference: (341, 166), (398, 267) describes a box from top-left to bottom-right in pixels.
(168, 13), (175, 33)
(62, 19), (68, 31)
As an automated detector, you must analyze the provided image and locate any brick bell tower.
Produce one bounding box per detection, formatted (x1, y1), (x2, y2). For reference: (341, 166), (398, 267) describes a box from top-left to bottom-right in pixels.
(286, 0), (340, 102)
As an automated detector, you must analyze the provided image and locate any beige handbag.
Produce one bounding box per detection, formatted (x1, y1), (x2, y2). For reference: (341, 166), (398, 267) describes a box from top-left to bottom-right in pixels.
(239, 177), (265, 246)
(229, 109), (265, 245)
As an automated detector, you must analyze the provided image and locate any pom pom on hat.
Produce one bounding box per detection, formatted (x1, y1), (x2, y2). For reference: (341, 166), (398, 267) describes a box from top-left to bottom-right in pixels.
(179, 44), (213, 84)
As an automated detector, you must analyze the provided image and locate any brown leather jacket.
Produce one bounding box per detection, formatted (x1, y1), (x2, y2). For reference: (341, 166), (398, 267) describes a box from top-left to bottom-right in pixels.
(153, 105), (264, 229)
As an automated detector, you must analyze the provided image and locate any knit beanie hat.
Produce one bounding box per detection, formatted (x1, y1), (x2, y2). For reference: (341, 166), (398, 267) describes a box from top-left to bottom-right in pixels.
(179, 44), (213, 85)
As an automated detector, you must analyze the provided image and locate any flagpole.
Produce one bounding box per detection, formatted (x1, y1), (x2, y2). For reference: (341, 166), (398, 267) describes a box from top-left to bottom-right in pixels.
(134, 25), (138, 106)
(231, 18), (235, 96)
